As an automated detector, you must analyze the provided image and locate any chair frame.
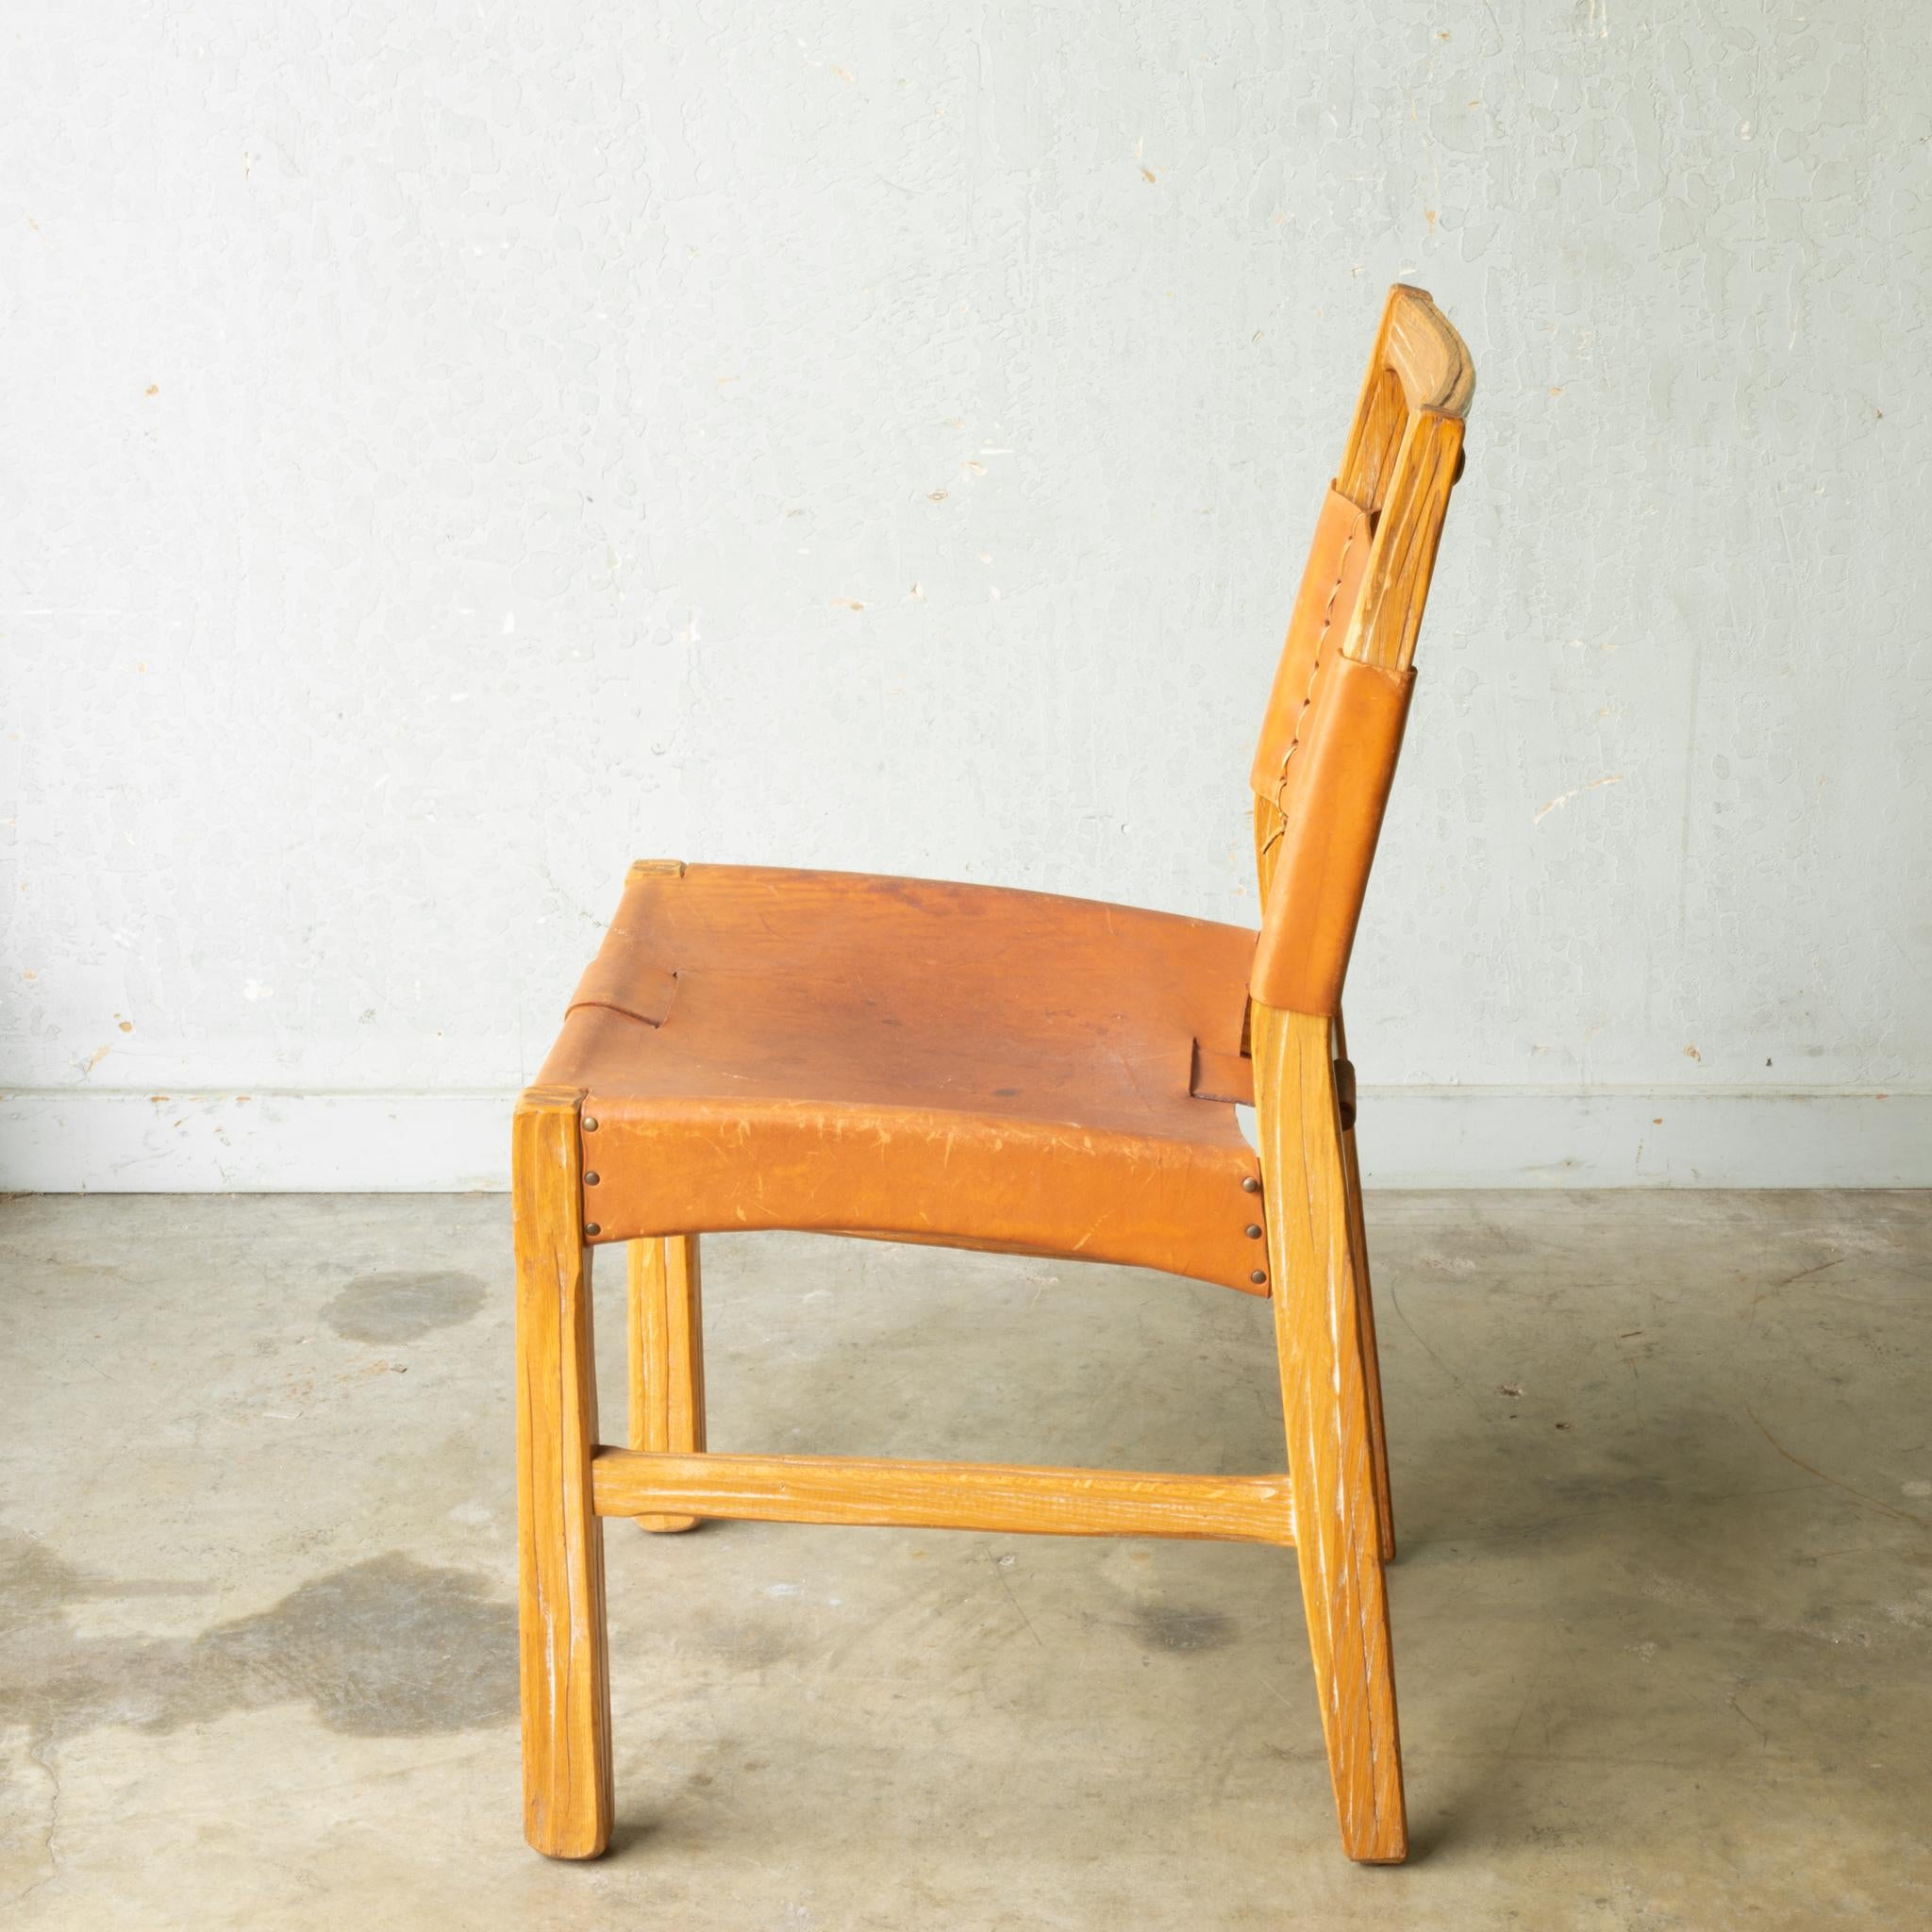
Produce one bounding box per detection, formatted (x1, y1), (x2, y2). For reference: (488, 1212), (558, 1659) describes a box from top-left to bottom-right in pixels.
(514, 286), (1472, 1866)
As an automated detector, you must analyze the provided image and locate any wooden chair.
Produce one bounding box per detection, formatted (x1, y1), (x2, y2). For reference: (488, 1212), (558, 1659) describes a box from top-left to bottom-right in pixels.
(514, 284), (1473, 1866)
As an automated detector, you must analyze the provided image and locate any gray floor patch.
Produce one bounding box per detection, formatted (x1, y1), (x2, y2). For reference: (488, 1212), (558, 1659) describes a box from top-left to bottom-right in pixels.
(322, 1271), (488, 1345)
(0, 1530), (517, 1747)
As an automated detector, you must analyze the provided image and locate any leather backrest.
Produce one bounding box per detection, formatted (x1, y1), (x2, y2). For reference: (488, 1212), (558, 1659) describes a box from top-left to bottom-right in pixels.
(1249, 645), (1414, 1015)
(1249, 486), (1375, 809)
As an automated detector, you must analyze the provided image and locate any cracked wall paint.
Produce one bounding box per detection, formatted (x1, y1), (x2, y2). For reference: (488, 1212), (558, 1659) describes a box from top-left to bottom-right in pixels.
(0, 2), (1925, 1107)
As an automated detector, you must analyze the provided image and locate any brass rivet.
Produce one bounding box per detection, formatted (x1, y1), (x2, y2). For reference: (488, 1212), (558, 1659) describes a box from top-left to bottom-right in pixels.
(583, 1116), (599, 1132)
(584, 1223), (602, 1238)
(1250, 1269), (1267, 1286)
(1244, 1224), (1262, 1240)
(1241, 1175), (1260, 1193)
(584, 1172), (600, 1186)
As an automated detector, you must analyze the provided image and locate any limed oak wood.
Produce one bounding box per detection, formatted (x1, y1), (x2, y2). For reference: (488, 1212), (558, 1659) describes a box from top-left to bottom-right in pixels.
(1342, 408), (1465, 676)
(1334, 1009), (1396, 1563)
(1385, 284), (1475, 417)
(513, 1085), (613, 1859)
(1253, 831), (1393, 1557)
(1252, 1006), (1406, 1863)
(627, 1235), (706, 1532)
(591, 1449), (1295, 1546)
(1338, 284), (1471, 512)
(1248, 821), (1394, 1553)
(1332, 286), (1471, 678)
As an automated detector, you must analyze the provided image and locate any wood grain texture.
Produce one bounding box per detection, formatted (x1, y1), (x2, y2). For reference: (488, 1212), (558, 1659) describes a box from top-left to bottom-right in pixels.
(1337, 292), (1404, 509)
(1342, 408), (1466, 676)
(513, 1084), (612, 1859)
(627, 1235), (706, 1532)
(1333, 1010), (1396, 1563)
(1250, 1005), (1407, 1863)
(1384, 284), (1475, 417)
(1338, 285), (1472, 510)
(591, 1450), (1295, 1546)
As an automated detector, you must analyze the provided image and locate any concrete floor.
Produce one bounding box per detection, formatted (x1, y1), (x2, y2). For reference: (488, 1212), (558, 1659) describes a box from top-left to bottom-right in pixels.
(1, 1193), (1927, 1929)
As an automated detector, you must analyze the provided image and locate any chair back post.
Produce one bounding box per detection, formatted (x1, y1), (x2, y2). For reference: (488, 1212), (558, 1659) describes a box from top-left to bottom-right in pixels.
(1242, 291), (1473, 1862)
(1248, 285), (1473, 1023)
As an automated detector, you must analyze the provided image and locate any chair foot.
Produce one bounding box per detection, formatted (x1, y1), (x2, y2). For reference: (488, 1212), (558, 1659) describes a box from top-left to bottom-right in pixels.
(514, 1088), (613, 1859)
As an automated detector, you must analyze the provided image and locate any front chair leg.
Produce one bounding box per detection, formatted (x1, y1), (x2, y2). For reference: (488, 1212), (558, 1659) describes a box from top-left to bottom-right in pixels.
(1252, 1007), (1407, 1865)
(627, 1236), (707, 1532)
(513, 1087), (613, 1858)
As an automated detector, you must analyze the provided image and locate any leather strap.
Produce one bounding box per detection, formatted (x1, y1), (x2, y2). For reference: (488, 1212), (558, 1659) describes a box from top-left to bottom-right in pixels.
(1190, 1041), (1255, 1108)
(1249, 655), (1414, 1016)
(1250, 487), (1374, 798)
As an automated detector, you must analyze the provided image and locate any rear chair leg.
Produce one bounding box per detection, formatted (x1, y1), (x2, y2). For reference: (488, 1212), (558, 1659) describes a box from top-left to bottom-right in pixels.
(628, 1236), (707, 1532)
(1334, 1012), (1396, 1562)
(1253, 1007), (1407, 1865)
(513, 1087), (613, 1858)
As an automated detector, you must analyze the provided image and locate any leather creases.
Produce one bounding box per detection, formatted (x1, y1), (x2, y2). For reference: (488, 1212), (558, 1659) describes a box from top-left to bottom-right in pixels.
(536, 865), (1273, 1294)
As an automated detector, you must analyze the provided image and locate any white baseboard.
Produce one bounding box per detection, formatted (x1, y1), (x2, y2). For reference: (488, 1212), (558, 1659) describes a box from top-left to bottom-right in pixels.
(0, 1087), (1925, 1193)
(1350, 1087), (1929, 1188)
(0, 1091), (513, 1193)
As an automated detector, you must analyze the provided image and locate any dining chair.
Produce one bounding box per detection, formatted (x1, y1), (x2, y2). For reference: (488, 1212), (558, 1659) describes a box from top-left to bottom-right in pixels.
(514, 283), (1474, 1865)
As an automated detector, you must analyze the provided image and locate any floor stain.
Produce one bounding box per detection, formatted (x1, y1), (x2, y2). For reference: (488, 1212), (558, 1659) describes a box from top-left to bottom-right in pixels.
(323, 1270), (487, 1344)
(1133, 1603), (1236, 1653)
(0, 1529), (517, 1751)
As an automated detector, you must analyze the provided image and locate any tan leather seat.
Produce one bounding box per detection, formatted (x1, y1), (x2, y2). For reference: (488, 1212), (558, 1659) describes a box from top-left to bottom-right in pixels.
(538, 860), (1269, 1292)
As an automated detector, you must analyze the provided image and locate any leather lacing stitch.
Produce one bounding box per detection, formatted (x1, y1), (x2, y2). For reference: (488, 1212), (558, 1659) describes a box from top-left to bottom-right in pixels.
(1258, 526), (1357, 859)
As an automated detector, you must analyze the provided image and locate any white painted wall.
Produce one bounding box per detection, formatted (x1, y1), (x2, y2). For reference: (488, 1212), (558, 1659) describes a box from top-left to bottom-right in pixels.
(3, 3), (1927, 1188)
